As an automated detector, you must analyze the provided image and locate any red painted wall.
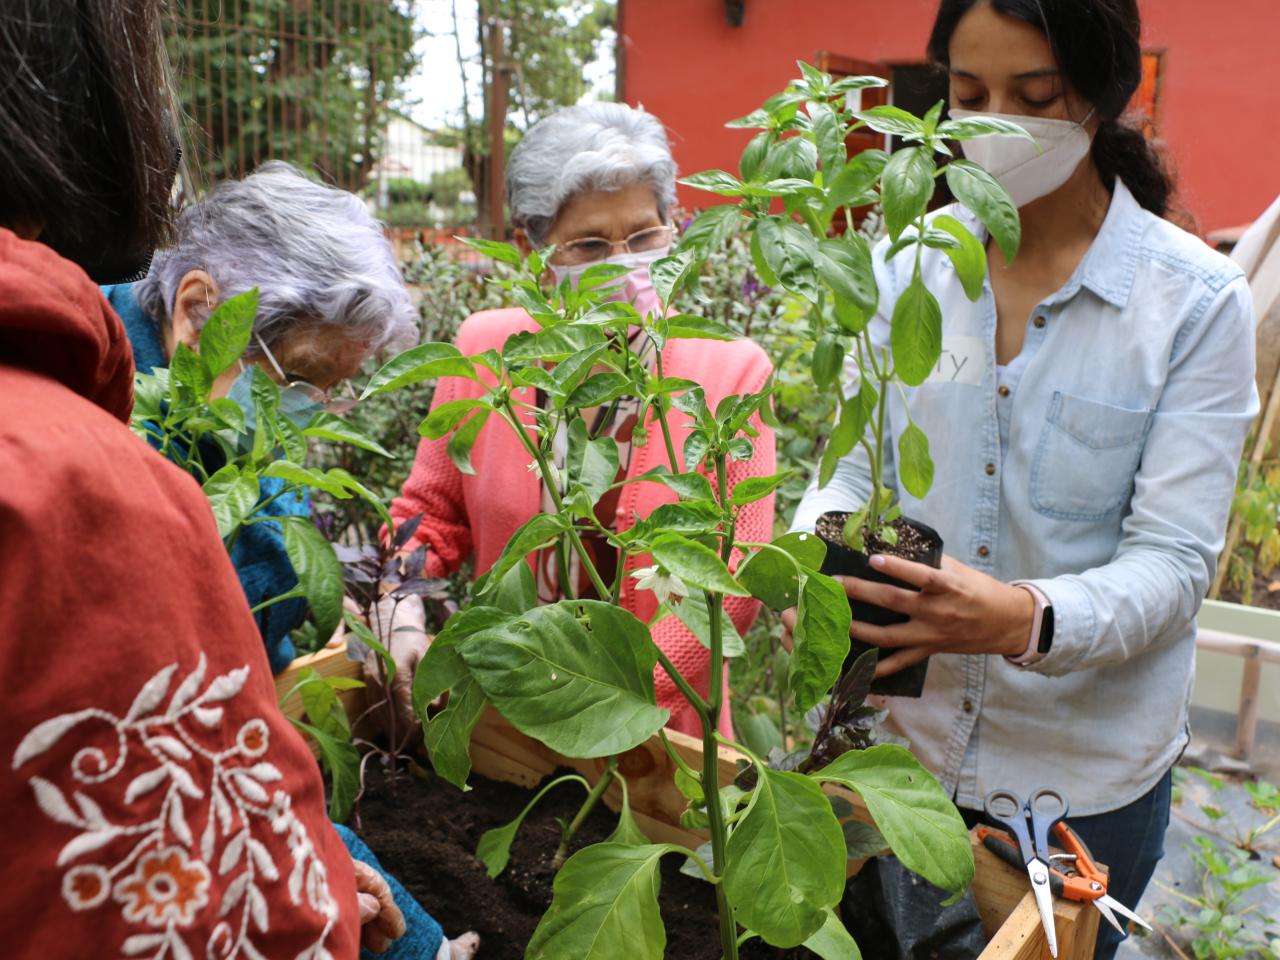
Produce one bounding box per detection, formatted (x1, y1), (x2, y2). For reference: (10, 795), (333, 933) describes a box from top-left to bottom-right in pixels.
(619, 0), (1279, 234)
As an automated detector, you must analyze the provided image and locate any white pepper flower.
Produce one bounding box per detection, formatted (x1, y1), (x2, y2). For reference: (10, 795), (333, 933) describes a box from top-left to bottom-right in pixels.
(630, 564), (690, 605)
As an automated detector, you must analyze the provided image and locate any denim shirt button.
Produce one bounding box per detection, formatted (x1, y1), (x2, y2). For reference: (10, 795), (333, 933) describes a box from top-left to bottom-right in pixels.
(985, 462), (996, 476)
(977, 545), (990, 558)
(1034, 315), (1047, 329)
(997, 384), (1010, 398)
(962, 699), (974, 713)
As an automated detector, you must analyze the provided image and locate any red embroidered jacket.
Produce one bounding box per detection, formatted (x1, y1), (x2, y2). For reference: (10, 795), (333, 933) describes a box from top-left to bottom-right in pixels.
(0, 229), (360, 959)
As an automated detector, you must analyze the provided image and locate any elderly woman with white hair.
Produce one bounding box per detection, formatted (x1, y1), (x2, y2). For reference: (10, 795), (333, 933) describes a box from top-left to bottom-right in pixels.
(386, 102), (778, 737)
(105, 161), (419, 673)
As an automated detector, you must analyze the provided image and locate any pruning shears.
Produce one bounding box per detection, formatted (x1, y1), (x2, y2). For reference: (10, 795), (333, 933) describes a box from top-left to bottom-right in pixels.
(978, 787), (1152, 958)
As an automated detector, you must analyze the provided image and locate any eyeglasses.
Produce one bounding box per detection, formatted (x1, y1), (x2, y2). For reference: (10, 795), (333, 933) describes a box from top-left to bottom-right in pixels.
(242, 333), (359, 414)
(554, 225), (675, 266)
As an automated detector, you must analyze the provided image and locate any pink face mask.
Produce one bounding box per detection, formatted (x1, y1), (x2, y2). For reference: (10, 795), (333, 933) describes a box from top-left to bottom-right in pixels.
(550, 246), (670, 320)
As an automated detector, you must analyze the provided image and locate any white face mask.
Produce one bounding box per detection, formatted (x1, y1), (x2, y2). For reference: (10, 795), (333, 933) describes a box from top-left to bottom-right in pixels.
(549, 246), (669, 320)
(950, 108), (1095, 208)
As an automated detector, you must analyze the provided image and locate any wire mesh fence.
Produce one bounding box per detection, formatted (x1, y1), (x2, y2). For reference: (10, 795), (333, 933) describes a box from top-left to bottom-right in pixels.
(167, 0), (475, 233)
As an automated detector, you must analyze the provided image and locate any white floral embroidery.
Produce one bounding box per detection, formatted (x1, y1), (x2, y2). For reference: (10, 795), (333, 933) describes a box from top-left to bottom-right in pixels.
(12, 655), (339, 960)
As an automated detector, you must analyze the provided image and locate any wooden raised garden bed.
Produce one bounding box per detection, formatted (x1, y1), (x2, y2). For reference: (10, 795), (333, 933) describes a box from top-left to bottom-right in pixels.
(277, 647), (1098, 960)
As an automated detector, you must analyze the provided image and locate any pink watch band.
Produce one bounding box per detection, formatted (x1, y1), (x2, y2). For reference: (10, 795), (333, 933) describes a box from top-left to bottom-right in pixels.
(1007, 581), (1050, 666)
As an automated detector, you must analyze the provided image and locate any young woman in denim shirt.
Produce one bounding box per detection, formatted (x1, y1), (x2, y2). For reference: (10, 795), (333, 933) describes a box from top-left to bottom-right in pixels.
(790, 2), (1258, 956)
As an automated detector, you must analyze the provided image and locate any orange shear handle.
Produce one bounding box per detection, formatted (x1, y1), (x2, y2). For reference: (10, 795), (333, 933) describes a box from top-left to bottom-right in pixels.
(1050, 821), (1109, 902)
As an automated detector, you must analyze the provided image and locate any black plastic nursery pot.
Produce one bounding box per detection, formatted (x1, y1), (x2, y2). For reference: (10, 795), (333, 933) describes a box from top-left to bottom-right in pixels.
(815, 510), (944, 699)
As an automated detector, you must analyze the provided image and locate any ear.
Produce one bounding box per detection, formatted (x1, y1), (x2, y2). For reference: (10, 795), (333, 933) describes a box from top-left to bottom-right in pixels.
(165, 270), (220, 357)
(513, 227), (533, 256)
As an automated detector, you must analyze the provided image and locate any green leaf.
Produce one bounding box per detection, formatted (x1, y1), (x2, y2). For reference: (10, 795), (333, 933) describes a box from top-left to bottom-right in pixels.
(945, 159), (1021, 263)
(737, 531), (825, 611)
(412, 607), (515, 716)
(813, 745), (975, 895)
(262, 460), (349, 498)
(663, 315), (737, 342)
(811, 334), (843, 392)
(203, 465), (260, 539)
(890, 272), (943, 387)
(762, 136), (818, 182)
(665, 588), (746, 658)
(362, 342), (479, 398)
(566, 423), (621, 507)
(302, 412), (394, 458)
(815, 235), (878, 318)
(459, 235), (524, 266)
(419, 397), (492, 440)
(724, 766), (846, 946)
(660, 471), (716, 502)
(281, 518), (342, 639)
(749, 225), (781, 287)
(458, 601), (668, 758)
(198, 289), (258, 379)
(898, 423), (935, 499)
(826, 149), (889, 213)
(446, 407), (491, 475)
(649, 249), (699, 309)
(831, 75), (889, 94)
(790, 572), (852, 713)
(808, 100), (844, 173)
(804, 910), (863, 960)
(678, 169), (747, 196)
(170, 342), (212, 400)
(526, 843), (676, 960)
(425, 677), (488, 789)
(738, 711), (784, 757)
(730, 471), (792, 507)
(854, 105), (925, 140)
(818, 379), (877, 489)
(739, 132), (771, 182)
(932, 213), (987, 301)
(473, 512), (566, 600)
(756, 217), (819, 304)
(937, 115), (1032, 142)
(567, 371), (630, 410)
(650, 534), (750, 598)
(678, 205), (740, 255)
(880, 147), (936, 241)
(477, 774), (589, 878)
(291, 718), (359, 822)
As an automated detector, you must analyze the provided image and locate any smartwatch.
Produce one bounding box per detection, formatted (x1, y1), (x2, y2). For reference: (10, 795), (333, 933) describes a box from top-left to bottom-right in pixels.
(1007, 581), (1054, 666)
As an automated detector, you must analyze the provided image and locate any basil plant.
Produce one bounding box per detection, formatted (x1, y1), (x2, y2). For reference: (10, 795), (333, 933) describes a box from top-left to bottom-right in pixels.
(674, 61), (1027, 550)
(387, 235), (974, 959)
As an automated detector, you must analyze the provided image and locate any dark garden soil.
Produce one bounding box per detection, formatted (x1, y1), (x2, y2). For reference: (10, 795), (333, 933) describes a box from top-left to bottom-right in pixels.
(814, 513), (935, 565)
(351, 763), (816, 959)
(1219, 569), (1280, 611)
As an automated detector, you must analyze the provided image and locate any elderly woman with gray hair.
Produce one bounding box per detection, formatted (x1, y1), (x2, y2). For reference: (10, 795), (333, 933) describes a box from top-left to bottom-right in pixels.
(385, 102), (778, 738)
(105, 161), (419, 673)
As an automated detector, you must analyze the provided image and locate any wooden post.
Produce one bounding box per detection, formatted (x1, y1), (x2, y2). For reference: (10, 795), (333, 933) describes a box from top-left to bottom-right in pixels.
(485, 14), (509, 241)
(1237, 648), (1263, 761)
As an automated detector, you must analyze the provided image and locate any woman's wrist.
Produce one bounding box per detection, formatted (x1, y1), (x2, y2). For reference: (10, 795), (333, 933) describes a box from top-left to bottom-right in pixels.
(996, 583), (1036, 657)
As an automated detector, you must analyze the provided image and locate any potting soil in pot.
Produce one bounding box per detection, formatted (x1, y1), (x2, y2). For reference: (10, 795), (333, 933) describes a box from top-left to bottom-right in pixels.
(352, 764), (985, 959)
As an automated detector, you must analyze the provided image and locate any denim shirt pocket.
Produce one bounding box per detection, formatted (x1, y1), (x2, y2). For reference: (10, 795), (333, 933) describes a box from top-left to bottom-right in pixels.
(1031, 391), (1155, 521)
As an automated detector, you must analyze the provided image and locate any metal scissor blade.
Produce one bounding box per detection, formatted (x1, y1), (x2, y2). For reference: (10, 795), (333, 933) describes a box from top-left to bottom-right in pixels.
(1027, 859), (1059, 959)
(1091, 896), (1127, 935)
(1097, 893), (1153, 932)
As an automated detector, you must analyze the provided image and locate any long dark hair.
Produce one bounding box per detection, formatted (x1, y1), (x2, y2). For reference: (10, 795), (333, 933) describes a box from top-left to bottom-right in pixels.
(927, 0), (1173, 217)
(0, 0), (176, 276)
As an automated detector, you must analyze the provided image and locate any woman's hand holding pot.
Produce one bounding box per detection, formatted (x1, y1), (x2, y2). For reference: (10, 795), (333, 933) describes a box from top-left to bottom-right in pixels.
(839, 554), (1034, 677)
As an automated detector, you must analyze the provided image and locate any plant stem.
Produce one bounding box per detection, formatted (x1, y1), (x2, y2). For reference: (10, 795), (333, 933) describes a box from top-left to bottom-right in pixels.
(653, 351), (681, 474)
(701, 449), (740, 960)
(552, 757), (617, 869)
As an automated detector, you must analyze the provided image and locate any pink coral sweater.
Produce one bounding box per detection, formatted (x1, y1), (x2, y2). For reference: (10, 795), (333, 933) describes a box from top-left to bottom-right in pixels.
(391, 308), (777, 736)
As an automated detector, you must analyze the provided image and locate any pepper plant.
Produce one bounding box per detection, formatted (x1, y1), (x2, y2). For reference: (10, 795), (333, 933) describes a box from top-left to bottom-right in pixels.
(130, 288), (403, 819)
(380, 228), (973, 957)
(673, 62), (1026, 551)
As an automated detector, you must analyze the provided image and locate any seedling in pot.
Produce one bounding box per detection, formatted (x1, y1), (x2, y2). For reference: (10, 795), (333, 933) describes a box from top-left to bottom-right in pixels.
(677, 61), (1025, 698)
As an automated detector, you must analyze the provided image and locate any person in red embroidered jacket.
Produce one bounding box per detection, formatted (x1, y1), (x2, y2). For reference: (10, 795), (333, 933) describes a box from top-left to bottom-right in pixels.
(0, 3), (399, 956)
(379, 103), (777, 737)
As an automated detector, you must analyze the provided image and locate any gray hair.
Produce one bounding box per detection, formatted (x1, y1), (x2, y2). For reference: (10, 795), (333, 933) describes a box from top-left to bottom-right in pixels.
(507, 102), (677, 245)
(136, 160), (417, 356)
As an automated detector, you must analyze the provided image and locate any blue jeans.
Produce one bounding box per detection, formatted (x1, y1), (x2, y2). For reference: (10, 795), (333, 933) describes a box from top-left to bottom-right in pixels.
(962, 769), (1172, 960)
